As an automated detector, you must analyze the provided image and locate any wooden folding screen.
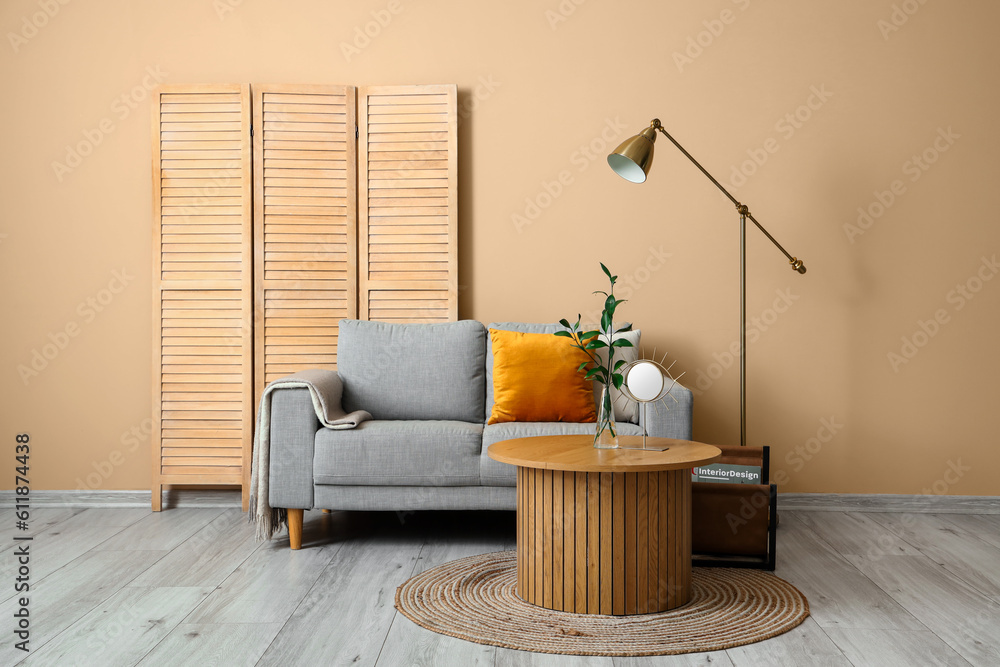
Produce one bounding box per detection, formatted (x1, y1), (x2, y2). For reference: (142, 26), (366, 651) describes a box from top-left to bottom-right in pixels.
(152, 83), (457, 510)
(359, 85), (458, 322)
(152, 84), (254, 511)
(252, 85), (357, 403)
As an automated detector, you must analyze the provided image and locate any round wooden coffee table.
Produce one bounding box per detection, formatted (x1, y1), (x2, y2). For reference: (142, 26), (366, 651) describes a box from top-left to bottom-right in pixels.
(488, 435), (720, 615)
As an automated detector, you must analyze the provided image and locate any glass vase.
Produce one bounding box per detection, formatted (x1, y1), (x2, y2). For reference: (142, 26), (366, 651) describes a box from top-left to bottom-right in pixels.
(594, 384), (619, 449)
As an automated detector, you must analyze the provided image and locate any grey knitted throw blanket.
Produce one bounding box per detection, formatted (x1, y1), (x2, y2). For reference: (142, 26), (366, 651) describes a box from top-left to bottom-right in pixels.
(249, 369), (371, 540)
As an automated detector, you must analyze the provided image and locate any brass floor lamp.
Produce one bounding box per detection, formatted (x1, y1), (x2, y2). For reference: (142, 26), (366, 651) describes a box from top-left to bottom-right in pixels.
(608, 119), (807, 447)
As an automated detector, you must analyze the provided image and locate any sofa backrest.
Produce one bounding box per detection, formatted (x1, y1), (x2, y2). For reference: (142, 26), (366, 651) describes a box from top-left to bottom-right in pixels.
(337, 319), (486, 422)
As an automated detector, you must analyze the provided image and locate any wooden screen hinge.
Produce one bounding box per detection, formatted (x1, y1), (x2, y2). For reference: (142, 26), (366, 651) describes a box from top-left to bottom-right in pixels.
(356, 125), (359, 139)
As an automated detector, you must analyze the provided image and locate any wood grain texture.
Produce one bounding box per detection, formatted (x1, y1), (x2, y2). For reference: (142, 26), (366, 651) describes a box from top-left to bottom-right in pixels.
(256, 537), (421, 666)
(2, 508), (1000, 665)
(378, 539), (501, 667)
(126, 509), (259, 588)
(776, 513), (925, 630)
(135, 622), (285, 667)
(152, 84), (253, 510)
(725, 616), (853, 666)
(866, 511), (1000, 602)
(0, 550), (168, 666)
(21, 585), (214, 666)
(843, 552), (1000, 665)
(487, 436), (720, 472)
(515, 467), (692, 615)
(252, 84), (357, 398)
(359, 84), (458, 324)
(821, 627), (972, 667)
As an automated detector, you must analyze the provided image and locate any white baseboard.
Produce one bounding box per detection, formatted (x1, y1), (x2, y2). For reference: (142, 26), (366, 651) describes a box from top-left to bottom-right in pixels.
(779, 493), (1000, 514)
(0, 489), (243, 509)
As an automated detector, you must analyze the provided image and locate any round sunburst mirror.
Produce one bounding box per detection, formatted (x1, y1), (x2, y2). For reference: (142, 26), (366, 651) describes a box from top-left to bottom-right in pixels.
(618, 352), (684, 450)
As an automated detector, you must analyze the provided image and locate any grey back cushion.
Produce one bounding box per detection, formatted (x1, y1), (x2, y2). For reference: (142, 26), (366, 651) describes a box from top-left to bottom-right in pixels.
(485, 322), (640, 423)
(338, 319), (486, 422)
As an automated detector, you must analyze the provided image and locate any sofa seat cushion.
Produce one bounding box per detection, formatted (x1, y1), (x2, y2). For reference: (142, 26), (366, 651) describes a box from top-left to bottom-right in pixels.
(480, 421), (644, 486)
(314, 420), (483, 487)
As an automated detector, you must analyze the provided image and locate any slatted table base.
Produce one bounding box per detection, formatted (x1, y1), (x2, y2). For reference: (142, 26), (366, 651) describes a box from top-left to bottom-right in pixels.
(516, 467), (692, 615)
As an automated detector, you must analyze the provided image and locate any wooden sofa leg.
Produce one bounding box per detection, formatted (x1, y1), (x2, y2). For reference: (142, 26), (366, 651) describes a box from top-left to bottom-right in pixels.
(322, 509), (331, 514)
(287, 509), (303, 550)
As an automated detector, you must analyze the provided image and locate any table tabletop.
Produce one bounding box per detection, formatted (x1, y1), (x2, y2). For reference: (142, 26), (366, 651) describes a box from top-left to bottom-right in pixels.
(487, 435), (721, 473)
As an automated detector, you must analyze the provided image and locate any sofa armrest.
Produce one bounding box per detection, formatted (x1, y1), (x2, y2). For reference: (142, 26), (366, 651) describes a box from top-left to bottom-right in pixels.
(639, 381), (693, 440)
(267, 385), (321, 510)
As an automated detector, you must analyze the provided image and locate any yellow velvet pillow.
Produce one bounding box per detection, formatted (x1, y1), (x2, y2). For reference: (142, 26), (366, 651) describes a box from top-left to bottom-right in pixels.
(488, 329), (596, 425)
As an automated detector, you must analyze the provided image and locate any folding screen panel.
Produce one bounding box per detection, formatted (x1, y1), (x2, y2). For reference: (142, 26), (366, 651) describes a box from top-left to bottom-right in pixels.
(358, 85), (458, 322)
(152, 82), (458, 511)
(252, 85), (357, 403)
(151, 84), (254, 510)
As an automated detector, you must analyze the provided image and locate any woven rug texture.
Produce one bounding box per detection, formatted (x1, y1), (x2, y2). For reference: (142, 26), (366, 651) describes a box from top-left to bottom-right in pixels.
(395, 550), (810, 657)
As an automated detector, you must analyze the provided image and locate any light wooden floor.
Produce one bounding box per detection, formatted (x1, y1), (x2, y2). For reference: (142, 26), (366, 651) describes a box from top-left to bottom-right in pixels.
(1, 506), (998, 666)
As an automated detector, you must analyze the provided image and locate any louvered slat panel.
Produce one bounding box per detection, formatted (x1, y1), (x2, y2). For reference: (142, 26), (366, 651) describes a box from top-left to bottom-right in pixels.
(359, 85), (457, 323)
(152, 85), (253, 511)
(253, 85), (357, 402)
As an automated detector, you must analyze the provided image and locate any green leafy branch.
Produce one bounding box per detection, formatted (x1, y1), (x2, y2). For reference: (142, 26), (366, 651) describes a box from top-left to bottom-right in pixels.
(557, 263), (634, 435)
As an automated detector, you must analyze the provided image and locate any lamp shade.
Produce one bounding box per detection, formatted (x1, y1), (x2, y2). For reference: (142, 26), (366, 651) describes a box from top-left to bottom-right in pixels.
(607, 126), (657, 183)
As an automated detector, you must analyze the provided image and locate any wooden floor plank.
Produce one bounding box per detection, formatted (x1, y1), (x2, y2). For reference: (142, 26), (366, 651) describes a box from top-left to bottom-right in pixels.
(0, 519), (136, 588)
(376, 537), (501, 667)
(255, 536), (423, 666)
(866, 512), (1000, 603)
(614, 652), (734, 666)
(187, 538), (342, 624)
(135, 622), (285, 666)
(93, 508), (226, 552)
(7, 506), (1000, 665)
(939, 514), (1000, 552)
(127, 509), (260, 588)
(19, 586), (214, 666)
(777, 513), (924, 630)
(822, 627), (973, 667)
(0, 550), (167, 666)
(0, 507), (82, 551)
(790, 510), (923, 558)
(844, 553), (1000, 666)
(496, 649), (614, 666)
(724, 616), (853, 666)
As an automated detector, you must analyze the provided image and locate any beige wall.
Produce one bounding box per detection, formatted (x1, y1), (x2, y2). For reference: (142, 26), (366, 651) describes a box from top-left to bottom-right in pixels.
(1, 0), (997, 495)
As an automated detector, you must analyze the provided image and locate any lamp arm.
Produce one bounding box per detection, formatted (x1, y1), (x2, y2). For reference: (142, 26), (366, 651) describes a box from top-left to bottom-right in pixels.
(651, 119), (806, 274)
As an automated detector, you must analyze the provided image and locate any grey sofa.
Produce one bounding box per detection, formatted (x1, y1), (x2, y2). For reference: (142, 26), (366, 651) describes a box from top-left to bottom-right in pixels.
(267, 320), (693, 548)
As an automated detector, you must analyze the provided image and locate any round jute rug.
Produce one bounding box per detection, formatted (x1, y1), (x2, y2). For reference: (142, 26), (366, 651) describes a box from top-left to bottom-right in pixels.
(395, 551), (809, 657)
